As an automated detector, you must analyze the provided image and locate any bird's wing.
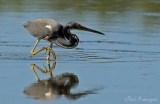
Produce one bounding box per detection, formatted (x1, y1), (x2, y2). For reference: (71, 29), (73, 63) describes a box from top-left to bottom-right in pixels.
(27, 19), (52, 39)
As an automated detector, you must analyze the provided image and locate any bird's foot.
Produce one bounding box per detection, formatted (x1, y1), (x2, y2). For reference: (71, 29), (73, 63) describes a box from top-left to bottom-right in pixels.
(46, 55), (50, 60)
(43, 49), (51, 60)
(43, 48), (48, 55)
(43, 46), (56, 61)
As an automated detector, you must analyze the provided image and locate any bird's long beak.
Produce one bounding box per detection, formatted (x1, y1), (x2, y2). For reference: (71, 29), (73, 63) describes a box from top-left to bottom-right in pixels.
(77, 25), (105, 35)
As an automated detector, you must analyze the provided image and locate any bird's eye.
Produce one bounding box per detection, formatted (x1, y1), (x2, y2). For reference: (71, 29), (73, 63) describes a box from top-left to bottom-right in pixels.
(77, 24), (83, 29)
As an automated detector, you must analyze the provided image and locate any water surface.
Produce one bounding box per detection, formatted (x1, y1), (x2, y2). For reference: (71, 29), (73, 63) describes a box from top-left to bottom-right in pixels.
(0, 0), (160, 104)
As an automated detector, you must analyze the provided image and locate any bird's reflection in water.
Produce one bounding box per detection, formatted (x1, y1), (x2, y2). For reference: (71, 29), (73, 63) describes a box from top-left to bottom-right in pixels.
(23, 61), (100, 101)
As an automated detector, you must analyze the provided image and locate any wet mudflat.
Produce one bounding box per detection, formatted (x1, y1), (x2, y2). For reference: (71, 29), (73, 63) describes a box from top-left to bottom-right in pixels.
(0, 0), (160, 104)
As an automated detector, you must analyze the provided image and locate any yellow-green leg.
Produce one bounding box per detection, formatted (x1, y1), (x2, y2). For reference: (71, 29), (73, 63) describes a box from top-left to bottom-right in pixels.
(44, 43), (53, 60)
(31, 39), (56, 60)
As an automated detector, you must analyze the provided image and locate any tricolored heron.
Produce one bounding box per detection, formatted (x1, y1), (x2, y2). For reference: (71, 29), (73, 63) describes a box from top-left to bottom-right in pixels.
(23, 18), (105, 60)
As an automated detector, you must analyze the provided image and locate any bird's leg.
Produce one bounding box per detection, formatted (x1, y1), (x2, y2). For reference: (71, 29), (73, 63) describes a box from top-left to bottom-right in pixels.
(47, 43), (53, 60)
(43, 43), (53, 60)
(31, 39), (56, 60)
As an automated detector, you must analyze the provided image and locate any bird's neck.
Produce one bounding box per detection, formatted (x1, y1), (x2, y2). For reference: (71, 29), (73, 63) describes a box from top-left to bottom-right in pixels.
(62, 25), (71, 40)
(53, 25), (79, 49)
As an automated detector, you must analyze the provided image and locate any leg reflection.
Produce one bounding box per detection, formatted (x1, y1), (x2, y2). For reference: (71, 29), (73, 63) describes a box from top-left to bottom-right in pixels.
(31, 61), (56, 81)
(24, 61), (102, 101)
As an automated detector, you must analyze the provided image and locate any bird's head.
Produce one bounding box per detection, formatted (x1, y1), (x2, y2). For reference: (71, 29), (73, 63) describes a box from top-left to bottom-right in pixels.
(66, 21), (105, 35)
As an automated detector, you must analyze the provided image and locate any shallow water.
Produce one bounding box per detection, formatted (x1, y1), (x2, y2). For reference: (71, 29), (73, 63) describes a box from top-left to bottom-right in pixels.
(0, 0), (160, 104)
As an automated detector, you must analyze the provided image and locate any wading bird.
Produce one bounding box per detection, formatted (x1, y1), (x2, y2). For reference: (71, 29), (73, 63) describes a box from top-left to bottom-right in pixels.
(23, 18), (104, 60)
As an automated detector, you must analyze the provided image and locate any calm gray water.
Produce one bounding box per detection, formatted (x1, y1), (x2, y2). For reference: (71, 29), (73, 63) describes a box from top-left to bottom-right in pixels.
(0, 0), (160, 104)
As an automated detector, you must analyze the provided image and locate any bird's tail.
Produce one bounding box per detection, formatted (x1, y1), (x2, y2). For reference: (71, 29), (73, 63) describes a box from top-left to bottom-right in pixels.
(23, 21), (32, 28)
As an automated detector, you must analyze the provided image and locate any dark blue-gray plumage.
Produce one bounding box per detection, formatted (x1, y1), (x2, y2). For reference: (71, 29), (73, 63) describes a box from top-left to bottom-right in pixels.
(23, 18), (104, 59)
